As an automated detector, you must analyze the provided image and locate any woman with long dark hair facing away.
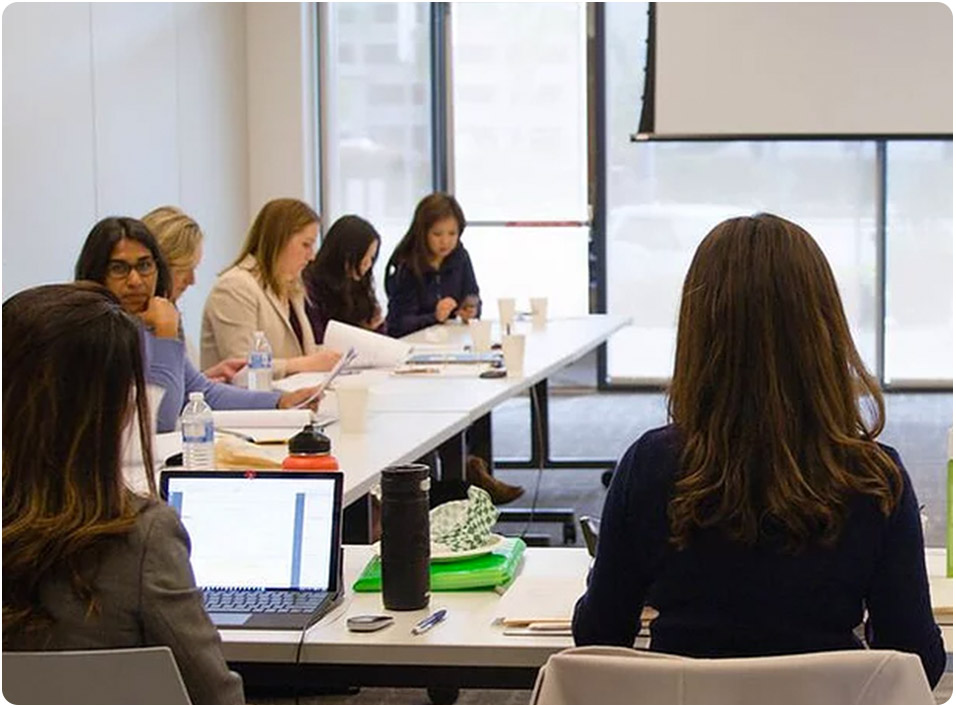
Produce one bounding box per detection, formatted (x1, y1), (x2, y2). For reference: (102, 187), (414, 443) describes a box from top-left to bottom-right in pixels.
(572, 214), (945, 686)
(2, 283), (244, 704)
(303, 214), (384, 343)
(384, 192), (481, 338)
(74, 217), (319, 432)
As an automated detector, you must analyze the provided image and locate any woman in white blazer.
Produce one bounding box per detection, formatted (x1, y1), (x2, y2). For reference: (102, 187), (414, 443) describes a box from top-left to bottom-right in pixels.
(201, 199), (340, 377)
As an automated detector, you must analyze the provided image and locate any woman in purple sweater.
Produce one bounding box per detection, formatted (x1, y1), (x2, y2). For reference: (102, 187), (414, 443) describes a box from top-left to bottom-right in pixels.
(75, 217), (318, 432)
(573, 213), (945, 686)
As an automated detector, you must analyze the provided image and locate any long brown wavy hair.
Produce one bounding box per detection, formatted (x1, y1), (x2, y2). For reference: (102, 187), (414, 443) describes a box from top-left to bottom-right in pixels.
(667, 214), (901, 551)
(3, 283), (157, 637)
(230, 198), (319, 296)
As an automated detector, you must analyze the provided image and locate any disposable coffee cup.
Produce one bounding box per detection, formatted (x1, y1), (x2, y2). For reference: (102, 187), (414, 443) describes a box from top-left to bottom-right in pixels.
(502, 333), (526, 378)
(530, 297), (548, 329)
(469, 319), (492, 352)
(497, 297), (516, 330)
(334, 378), (369, 433)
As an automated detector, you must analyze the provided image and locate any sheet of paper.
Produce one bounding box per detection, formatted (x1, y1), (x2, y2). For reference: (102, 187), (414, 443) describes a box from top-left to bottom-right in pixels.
(324, 320), (411, 369)
(212, 409), (311, 429)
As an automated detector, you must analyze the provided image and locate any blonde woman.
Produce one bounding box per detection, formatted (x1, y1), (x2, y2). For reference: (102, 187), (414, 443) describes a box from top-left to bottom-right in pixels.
(201, 199), (340, 376)
(143, 206), (244, 384)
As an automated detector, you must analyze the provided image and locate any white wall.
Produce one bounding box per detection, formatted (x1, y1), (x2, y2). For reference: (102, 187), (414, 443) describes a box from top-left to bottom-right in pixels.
(2, 2), (318, 345)
(245, 2), (320, 211)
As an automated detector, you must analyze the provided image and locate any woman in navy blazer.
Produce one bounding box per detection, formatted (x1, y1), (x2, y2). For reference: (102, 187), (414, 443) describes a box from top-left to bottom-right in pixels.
(384, 193), (481, 338)
(572, 214), (945, 686)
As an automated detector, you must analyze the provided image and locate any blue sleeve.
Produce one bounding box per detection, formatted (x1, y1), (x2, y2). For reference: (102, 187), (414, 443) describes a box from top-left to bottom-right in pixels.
(144, 333), (187, 433)
(572, 435), (668, 647)
(864, 451), (946, 686)
(183, 358), (281, 414)
(385, 266), (437, 338)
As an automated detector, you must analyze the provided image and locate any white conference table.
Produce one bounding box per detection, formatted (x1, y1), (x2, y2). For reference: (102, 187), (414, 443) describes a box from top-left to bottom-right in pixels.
(281, 315), (629, 422)
(220, 546), (953, 691)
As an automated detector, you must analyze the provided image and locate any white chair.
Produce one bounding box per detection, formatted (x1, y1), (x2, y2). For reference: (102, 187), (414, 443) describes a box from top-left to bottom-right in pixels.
(530, 645), (935, 705)
(3, 646), (191, 705)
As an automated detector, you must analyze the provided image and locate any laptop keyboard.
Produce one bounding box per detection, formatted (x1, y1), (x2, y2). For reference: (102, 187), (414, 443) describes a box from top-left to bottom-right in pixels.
(202, 588), (327, 614)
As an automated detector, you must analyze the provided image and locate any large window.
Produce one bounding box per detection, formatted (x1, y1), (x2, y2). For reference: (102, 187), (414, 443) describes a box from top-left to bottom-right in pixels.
(321, 2), (432, 300)
(604, 3), (950, 387)
(450, 2), (589, 317)
(885, 141), (953, 384)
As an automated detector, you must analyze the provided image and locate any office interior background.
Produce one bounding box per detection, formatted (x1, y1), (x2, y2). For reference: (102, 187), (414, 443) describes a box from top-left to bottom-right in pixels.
(2, 2), (952, 538)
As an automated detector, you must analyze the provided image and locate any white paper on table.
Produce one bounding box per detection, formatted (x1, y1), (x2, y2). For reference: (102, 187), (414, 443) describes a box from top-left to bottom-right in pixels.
(324, 320), (411, 368)
(212, 409), (311, 428)
(493, 574), (585, 626)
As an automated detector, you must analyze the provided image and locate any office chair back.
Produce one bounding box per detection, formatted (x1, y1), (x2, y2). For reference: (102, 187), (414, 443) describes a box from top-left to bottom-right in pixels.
(3, 646), (191, 704)
(579, 516), (600, 557)
(530, 645), (935, 704)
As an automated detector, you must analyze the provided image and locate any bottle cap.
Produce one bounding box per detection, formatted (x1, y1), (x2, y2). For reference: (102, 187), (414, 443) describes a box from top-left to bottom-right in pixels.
(188, 391), (204, 402)
(288, 423), (331, 454)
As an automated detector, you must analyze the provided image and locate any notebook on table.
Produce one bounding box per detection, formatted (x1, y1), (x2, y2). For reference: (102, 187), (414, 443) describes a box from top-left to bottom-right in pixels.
(160, 470), (343, 630)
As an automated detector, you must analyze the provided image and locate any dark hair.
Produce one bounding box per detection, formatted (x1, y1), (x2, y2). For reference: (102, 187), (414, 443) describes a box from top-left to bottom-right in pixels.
(3, 282), (156, 636)
(303, 215), (381, 329)
(232, 198), (320, 296)
(74, 217), (171, 297)
(385, 192), (466, 289)
(667, 213), (901, 552)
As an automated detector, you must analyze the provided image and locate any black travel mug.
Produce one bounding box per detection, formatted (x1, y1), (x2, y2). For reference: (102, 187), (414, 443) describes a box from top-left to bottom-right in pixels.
(380, 464), (431, 610)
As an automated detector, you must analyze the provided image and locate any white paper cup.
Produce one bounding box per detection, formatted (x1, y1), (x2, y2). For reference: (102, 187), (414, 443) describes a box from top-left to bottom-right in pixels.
(334, 379), (370, 433)
(497, 297), (516, 331)
(530, 297), (548, 329)
(501, 334), (526, 378)
(469, 319), (493, 352)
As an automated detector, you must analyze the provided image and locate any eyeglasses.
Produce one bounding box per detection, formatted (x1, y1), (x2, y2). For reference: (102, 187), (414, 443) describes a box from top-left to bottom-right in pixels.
(106, 258), (157, 279)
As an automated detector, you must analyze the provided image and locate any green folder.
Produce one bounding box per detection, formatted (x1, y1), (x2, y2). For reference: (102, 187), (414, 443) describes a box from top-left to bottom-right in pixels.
(353, 537), (526, 592)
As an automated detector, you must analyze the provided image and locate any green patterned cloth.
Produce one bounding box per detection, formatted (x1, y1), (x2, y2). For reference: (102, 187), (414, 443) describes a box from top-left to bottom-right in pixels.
(430, 486), (500, 552)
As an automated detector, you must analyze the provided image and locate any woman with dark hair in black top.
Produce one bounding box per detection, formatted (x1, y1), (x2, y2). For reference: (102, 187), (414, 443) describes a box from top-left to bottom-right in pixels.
(384, 193), (481, 338)
(303, 215), (384, 343)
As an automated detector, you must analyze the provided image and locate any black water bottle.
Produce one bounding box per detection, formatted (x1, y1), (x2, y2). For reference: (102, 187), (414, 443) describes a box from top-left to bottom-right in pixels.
(380, 463), (431, 610)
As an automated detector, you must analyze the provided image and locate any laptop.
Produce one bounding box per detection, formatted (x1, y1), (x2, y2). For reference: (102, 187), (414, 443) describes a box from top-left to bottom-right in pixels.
(160, 470), (343, 630)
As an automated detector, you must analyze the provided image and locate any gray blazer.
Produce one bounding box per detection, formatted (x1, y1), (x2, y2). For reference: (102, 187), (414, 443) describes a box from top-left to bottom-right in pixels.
(4, 498), (244, 705)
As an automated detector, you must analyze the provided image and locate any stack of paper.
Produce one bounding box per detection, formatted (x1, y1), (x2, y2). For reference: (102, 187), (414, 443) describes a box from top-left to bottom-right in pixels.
(325, 320), (411, 369)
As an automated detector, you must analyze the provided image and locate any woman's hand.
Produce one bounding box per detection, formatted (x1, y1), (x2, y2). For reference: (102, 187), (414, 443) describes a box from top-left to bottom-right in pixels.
(435, 297), (458, 323)
(458, 295), (479, 322)
(139, 297), (180, 338)
(277, 386), (322, 411)
(204, 357), (246, 383)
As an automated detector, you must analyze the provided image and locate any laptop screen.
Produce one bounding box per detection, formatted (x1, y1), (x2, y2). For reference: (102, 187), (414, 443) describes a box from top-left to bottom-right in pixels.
(161, 471), (342, 592)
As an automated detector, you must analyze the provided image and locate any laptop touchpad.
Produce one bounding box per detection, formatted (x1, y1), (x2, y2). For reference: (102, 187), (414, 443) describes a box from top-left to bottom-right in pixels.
(209, 613), (252, 626)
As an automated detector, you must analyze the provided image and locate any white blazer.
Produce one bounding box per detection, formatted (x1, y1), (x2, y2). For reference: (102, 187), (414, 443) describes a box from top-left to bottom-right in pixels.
(201, 255), (317, 377)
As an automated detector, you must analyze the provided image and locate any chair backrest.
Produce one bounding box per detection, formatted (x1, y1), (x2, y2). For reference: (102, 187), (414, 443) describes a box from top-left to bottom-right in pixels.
(3, 646), (191, 705)
(530, 646), (935, 705)
(578, 516), (600, 557)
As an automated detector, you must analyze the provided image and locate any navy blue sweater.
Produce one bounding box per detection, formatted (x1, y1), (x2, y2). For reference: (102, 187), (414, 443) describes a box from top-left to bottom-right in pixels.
(572, 425), (946, 686)
(384, 246), (481, 338)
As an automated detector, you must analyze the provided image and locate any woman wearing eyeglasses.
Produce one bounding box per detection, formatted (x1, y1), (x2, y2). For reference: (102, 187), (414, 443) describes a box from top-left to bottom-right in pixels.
(74, 217), (321, 433)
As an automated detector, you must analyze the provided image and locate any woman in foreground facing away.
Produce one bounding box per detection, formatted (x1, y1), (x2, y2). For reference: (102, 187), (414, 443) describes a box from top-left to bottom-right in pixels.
(303, 214), (385, 343)
(572, 213), (945, 686)
(2, 283), (244, 704)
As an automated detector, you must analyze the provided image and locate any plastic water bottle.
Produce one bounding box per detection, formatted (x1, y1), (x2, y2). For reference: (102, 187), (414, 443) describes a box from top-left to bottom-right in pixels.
(247, 331), (273, 391)
(181, 391), (215, 470)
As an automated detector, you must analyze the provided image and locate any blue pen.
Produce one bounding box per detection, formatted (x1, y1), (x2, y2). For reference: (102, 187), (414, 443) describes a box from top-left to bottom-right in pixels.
(411, 608), (447, 635)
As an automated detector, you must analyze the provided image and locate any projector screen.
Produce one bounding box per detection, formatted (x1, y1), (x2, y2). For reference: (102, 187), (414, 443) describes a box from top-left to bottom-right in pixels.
(648, 3), (952, 136)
